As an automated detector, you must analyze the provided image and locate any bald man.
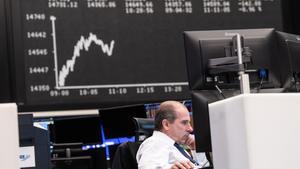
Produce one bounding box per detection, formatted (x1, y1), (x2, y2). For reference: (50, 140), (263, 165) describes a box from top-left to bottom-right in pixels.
(136, 101), (201, 169)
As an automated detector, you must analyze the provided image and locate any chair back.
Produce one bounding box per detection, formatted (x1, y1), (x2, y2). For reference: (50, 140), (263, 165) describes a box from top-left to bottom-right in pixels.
(112, 142), (141, 169)
(132, 117), (154, 142)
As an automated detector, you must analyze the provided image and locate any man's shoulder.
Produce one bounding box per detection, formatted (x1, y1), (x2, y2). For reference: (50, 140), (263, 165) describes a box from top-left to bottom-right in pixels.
(140, 134), (172, 151)
(140, 134), (159, 146)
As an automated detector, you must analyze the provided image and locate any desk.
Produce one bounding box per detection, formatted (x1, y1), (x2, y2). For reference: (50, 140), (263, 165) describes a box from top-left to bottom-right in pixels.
(209, 93), (300, 169)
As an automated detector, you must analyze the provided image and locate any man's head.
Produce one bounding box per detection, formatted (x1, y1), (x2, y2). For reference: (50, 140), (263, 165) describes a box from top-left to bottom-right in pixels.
(154, 101), (193, 144)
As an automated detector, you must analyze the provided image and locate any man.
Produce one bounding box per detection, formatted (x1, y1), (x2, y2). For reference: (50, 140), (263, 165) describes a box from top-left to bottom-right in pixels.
(136, 101), (201, 169)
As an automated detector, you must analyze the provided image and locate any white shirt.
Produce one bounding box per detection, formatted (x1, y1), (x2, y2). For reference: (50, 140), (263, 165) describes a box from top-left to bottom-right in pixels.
(136, 131), (208, 169)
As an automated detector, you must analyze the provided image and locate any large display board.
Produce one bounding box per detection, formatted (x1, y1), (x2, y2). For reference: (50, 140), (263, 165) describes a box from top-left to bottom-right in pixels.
(7, 0), (283, 110)
(0, 0), (12, 103)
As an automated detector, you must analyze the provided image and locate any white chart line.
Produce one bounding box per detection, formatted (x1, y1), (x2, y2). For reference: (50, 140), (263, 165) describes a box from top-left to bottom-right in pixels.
(50, 15), (189, 90)
(58, 33), (115, 86)
(50, 16), (59, 89)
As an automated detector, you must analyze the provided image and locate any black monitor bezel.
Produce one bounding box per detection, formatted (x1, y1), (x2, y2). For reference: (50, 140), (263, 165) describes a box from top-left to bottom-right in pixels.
(183, 28), (282, 91)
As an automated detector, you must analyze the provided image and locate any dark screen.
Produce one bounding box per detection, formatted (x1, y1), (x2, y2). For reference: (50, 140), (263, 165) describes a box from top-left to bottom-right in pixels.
(6, 0), (284, 111)
(272, 31), (300, 92)
(50, 116), (102, 144)
(0, 0), (12, 102)
(184, 28), (282, 90)
(286, 40), (300, 73)
(100, 105), (146, 139)
(191, 91), (211, 152)
(283, 39), (300, 91)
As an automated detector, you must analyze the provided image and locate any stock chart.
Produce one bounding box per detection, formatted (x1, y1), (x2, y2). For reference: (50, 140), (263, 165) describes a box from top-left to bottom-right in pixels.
(8, 0), (283, 110)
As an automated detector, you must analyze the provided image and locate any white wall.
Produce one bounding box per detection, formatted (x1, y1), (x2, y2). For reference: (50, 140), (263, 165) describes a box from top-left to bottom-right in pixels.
(0, 103), (19, 169)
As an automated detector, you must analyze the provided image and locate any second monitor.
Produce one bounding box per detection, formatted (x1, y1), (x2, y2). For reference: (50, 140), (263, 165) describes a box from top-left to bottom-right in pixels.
(183, 28), (283, 91)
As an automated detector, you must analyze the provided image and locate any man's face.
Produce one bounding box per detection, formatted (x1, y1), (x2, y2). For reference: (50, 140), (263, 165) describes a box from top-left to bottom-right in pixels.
(167, 106), (193, 144)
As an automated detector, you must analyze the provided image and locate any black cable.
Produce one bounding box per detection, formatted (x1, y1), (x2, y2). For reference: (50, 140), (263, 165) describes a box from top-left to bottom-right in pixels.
(215, 85), (226, 99)
(257, 77), (264, 93)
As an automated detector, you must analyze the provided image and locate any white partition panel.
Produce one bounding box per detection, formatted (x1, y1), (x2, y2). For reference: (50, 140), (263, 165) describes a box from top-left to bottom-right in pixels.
(0, 103), (19, 169)
(209, 93), (300, 169)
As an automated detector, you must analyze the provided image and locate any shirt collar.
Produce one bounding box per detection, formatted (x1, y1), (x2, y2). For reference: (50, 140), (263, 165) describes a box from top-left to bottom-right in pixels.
(152, 130), (175, 145)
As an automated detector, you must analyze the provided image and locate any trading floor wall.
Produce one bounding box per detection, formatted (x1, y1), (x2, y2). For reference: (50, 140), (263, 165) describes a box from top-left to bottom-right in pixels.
(1, 0), (300, 169)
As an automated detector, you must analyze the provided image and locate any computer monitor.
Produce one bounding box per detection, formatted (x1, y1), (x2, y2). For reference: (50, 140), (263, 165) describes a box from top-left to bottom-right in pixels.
(282, 40), (300, 92)
(49, 116), (102, 144)
(287, 41), (300, 74)
(19, 114), (52, 169)
(191, 91), (211, 153)
(100, 105), (147, 140)
(183, 28), (282, 91)
(270, 30), (300, 92)
(184, 28), (296, 154)
(191, 89), (246, 153)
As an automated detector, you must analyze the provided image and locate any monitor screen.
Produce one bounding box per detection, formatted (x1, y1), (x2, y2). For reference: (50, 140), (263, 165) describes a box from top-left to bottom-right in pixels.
(183, 28), (282, 91)
(286, 40), (300, 82)
(191, 91), (211, 153)
(286, 41), (300, 73)
(281, 38), (300, 92)
(0, 0), (12, 103)
(49, 116), (102, 144)
(272, 31), (300, 92)
(100, 105), (146, 139)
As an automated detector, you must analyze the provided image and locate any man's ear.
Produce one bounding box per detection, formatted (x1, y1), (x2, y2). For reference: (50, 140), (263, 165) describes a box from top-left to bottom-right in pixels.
(162, 119), (170, 130)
